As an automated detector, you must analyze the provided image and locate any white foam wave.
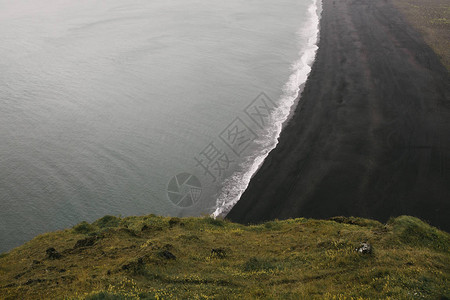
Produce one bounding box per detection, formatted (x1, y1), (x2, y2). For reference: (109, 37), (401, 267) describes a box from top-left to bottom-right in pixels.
(212, 0), (322, 218)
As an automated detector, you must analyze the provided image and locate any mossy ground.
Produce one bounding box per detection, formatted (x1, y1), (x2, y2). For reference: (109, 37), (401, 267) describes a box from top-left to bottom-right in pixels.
(393, 0), (450, 70)
(0, 215), (448, 299)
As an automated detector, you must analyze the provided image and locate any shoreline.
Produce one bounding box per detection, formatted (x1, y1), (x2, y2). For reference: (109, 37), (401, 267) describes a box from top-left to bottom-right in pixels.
(227, 0), (450, 231)
(212, 0), (322, 218)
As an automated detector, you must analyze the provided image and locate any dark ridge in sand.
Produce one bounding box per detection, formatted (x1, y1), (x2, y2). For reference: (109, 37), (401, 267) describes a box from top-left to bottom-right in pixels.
(227, 0), (450, 231)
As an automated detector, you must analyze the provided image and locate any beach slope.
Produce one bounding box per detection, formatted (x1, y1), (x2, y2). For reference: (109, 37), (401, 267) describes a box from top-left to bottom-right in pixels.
(227, 0), (450, 230)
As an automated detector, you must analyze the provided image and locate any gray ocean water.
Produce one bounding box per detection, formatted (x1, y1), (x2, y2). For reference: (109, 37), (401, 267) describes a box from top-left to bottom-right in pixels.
(0, 0), (318, 252)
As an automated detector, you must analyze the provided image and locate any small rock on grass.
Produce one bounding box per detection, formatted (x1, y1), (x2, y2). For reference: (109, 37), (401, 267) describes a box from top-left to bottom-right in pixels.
(46, 248), (62, 260)
(356, 242), (372, 254)
(159, 250), (176, 260)
(211, 248), (227, 259)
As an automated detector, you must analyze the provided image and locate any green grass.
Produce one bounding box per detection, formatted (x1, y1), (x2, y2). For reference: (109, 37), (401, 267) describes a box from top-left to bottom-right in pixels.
(392, 0), (450, 70)
(92, 216), (122, 229)
(0, 215), (448, 299)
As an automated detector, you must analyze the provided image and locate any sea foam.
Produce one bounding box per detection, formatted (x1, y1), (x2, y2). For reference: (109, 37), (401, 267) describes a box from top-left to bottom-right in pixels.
(212, 0), (323, 218)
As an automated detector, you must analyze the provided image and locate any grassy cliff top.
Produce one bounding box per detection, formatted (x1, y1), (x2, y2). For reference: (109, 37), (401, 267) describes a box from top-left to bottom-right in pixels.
(0, 215), (448, 299)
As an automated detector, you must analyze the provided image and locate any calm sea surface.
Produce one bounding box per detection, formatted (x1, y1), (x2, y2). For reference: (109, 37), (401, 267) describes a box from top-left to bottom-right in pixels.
(0, 0), (319, 252)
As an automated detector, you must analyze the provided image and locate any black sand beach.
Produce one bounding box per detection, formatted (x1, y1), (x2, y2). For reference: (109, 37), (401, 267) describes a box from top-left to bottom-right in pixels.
(227, 0), (450, 230)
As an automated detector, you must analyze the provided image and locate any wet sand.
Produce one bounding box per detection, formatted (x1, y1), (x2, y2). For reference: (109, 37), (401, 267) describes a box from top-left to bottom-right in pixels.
(227, 0), (450, 231)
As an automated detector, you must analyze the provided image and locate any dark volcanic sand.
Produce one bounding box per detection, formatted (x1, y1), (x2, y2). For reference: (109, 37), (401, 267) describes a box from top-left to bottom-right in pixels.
(227, 0), (450, 231)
